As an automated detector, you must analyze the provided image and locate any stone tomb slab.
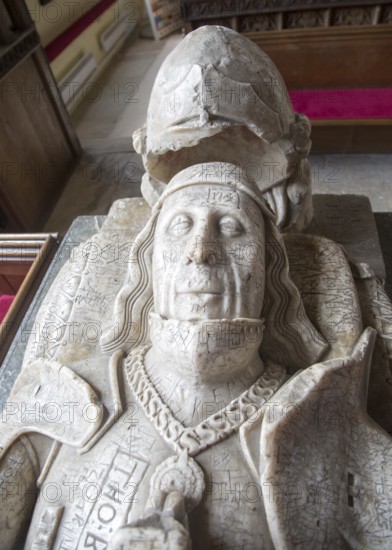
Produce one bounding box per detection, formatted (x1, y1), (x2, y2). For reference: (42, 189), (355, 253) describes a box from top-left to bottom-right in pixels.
(309, 194), (386, 280)
(0, 193), (386, 405)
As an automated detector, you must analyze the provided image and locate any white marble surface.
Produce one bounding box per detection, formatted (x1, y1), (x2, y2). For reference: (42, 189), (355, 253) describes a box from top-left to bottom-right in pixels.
(2, 25), (392, 550)
(3, 162), (392, 549)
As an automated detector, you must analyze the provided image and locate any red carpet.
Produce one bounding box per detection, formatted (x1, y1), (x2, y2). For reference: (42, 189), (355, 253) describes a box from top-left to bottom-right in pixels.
(0, 295), (14, 323)
(289, 88), (392, 119)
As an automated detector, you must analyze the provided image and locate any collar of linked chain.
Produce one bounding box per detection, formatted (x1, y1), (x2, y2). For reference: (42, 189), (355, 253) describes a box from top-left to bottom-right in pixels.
(125, 345), (287, 457)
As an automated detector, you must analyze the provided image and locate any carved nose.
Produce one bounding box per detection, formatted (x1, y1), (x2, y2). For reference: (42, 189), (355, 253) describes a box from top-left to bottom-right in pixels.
(186, 236), (216, 265)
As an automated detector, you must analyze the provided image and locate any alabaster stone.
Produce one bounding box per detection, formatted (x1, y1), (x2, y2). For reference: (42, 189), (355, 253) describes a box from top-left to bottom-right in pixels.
(133, 25), (313, 232)
(1, 26), (392, 550)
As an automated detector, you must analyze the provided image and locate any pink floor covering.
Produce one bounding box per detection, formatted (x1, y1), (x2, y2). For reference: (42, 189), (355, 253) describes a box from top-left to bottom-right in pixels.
(0, 295), (14, 324)
(289, 88), (392, 119)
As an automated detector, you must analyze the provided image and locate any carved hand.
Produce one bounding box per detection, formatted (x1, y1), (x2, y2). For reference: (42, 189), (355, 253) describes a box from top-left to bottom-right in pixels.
(109, 492), (191, 550)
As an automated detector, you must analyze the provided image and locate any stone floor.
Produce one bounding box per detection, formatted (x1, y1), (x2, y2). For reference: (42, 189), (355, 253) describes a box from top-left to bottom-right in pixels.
(45, 32), (392, 234)
(71, 34), (182, 147)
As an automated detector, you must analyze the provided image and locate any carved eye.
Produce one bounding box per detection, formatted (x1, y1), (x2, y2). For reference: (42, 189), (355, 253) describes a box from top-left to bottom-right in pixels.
(168, 214), (193, 236)
(218, 216), (243, 237)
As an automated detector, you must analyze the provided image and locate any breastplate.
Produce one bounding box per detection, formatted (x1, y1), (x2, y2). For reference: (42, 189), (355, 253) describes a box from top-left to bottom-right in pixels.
(24, 403), (273, 550)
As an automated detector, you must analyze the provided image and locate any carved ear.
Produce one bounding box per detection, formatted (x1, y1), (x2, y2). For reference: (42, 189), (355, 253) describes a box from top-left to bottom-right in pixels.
(261, 218), (328, 372)
(285, 158), (313, 232)
(132, 124), (147, 155)
(100, 212), (156, 355)
(141, 173), (167, 207)
(290, 113), (312, 158)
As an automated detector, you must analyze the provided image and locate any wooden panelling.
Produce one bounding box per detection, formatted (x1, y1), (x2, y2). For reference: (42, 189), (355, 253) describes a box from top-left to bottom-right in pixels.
(0, 234), (53, 291)
(244, 26), (392, 88)
(311, 119), (392, 153)
(0, 233), (60, 365)
(0, 274), (25, 293)
(0, 49), (80, 230)
(0, 274), (16, 294)
(245, 26), (392, 152)
(0, 0), (80, 231)
(0, 262), (33, 277)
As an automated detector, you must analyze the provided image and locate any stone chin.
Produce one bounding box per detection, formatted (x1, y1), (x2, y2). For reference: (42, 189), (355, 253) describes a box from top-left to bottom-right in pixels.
(170, 292), (227, 323)
(148, 313), (265, 383)
(157, 279), (263, 323)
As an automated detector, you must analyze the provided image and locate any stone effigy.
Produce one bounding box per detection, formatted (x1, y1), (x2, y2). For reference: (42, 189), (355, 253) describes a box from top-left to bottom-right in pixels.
(133, 26), (313, 232)
(1, 25), (392, 550)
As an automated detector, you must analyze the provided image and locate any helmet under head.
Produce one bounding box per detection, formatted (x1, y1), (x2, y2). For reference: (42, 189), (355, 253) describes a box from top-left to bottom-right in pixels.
(133, 25), (312, 231)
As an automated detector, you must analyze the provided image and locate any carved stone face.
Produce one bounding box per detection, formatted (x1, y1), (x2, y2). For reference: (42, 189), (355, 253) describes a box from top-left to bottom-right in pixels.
(153, 184), (265, 322)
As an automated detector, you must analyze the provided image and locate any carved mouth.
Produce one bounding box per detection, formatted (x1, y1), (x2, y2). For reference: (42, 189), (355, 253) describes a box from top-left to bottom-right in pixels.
(175, 269), (223, 296)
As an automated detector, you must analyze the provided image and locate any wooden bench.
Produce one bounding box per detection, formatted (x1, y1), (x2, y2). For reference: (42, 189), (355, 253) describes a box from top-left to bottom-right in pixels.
(0, 233), (60, 365)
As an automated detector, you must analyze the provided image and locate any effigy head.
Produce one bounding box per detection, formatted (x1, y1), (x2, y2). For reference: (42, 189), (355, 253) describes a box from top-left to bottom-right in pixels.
(133, 26), (312, 231)
(152, 163), (269, 322)
(101, 162), (326, 371)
